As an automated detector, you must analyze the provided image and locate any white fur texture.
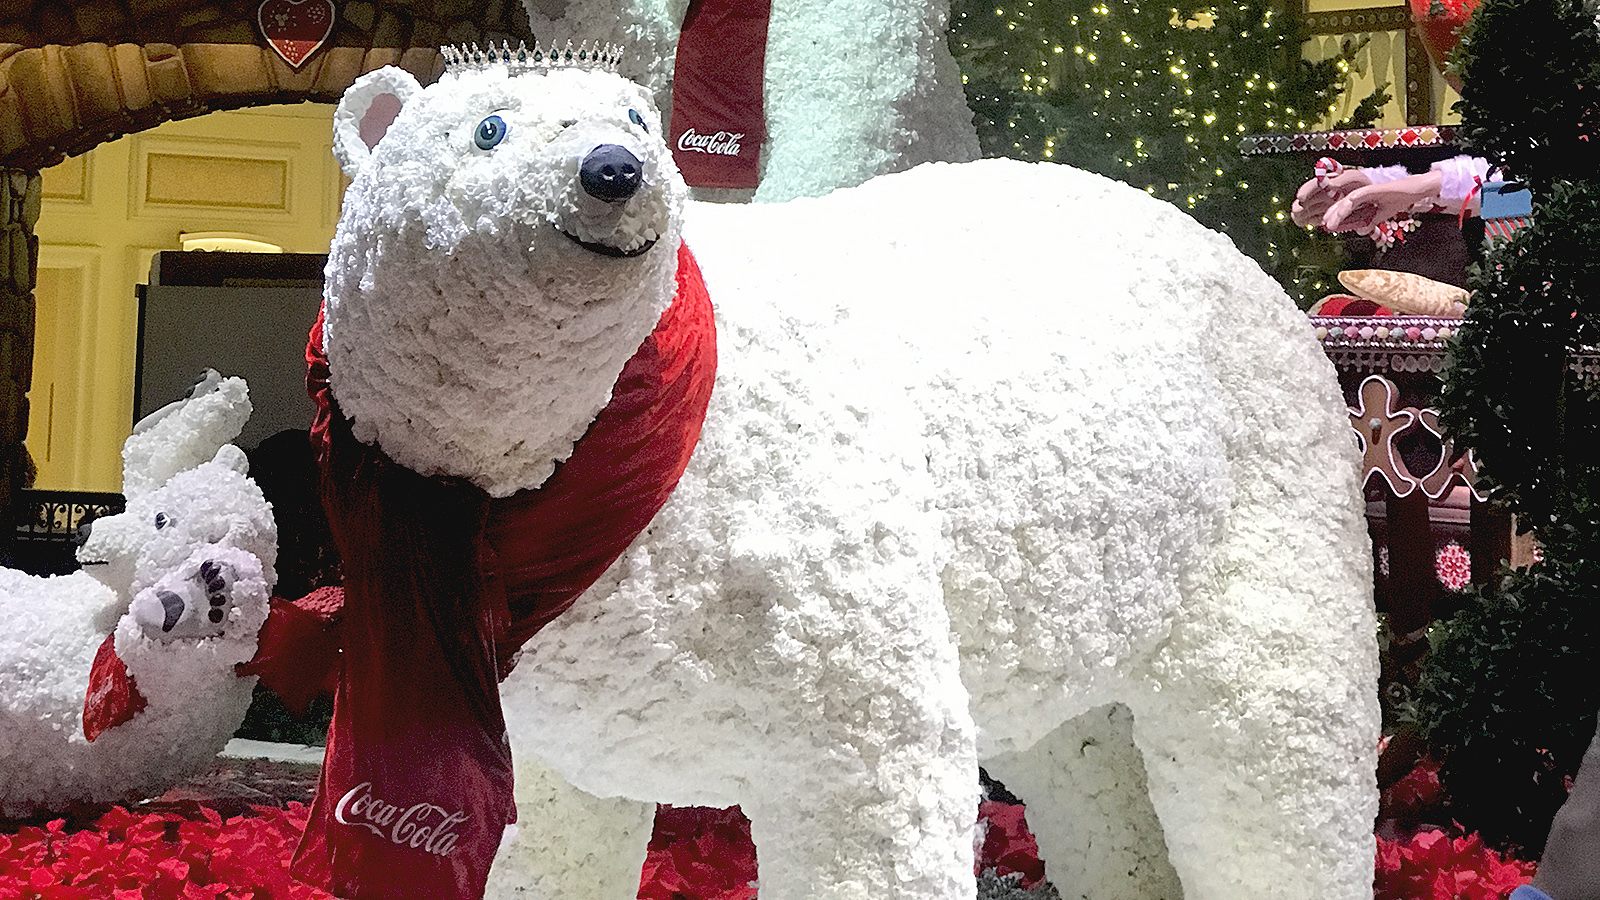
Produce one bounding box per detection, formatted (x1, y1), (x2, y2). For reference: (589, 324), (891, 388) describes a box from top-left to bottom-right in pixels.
(325, 66), (683, 497)
(519, 0), (981, 202)
(495, 162), (1378, 900)
(0, 378), (277, 818)
(333, 66), (1377, 900)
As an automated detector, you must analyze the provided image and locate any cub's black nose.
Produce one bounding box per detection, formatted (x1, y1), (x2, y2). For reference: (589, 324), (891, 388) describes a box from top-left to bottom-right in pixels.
(580, 144), (643, 202)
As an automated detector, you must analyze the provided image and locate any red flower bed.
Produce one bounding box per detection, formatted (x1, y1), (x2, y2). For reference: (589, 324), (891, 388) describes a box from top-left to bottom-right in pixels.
(0, 803), (328, 900)
(0, 792), (1537, 898)
(976, 799), (1045, 888)
(636, 800), (1044, 899)
(1376, 830), (1535, 900)
(642, 807), (757, 900)
(1372, 756), (1538, 900)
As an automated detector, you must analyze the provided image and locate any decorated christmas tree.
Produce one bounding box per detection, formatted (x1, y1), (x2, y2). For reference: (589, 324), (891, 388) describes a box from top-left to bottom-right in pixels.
(949, 0), (1387, 302)
(1414, 0), (1600, 852)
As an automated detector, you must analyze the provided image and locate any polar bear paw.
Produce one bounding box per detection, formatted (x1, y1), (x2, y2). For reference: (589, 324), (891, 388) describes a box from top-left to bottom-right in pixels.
(130, 554), (244, 640)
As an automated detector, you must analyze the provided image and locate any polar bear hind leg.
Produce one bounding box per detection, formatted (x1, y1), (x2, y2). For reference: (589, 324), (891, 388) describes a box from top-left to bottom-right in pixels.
(1123, 397), (1378, 899)
(983, 703), (1183, 899)
(483, 756), (654, 899)
(1127, 646), (1375, 900)
(971, 249), (1376, 899)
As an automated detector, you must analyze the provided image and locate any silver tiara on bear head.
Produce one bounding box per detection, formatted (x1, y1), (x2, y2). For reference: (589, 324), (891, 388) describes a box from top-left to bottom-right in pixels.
(441, 40), (626, 76)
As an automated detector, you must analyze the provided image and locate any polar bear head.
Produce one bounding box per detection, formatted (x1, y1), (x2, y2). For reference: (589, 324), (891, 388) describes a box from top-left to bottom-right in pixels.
(333, 56), (684, 276)
(323, 55), (689, 496)
(77, 374), (277, 641)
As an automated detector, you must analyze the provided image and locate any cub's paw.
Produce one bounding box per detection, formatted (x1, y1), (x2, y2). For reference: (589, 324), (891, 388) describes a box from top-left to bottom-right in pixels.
(131, 556), (240, 640)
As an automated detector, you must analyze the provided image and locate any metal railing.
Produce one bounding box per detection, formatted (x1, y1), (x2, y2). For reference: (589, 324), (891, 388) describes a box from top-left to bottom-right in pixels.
(10, 489), (125, 575)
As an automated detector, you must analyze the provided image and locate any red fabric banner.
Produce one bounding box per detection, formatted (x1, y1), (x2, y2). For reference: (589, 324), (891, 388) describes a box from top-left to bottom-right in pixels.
(669, 0), (772, 189)
(288, 243), (717, 898)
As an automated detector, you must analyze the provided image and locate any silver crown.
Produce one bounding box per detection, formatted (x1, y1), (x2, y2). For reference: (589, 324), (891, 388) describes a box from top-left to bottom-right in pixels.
(442, 40), (626, 75)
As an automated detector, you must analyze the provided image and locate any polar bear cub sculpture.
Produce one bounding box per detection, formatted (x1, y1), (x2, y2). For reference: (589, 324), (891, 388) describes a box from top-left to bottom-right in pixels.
(0, 375), (276, 817)
(328, 61), (1377, 900)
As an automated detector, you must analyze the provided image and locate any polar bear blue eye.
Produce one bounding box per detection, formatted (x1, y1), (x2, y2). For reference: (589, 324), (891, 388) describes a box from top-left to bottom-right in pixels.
(628, 108), (648, 132)
(154, 512), (170, 530)
(474, 115), (508, 150)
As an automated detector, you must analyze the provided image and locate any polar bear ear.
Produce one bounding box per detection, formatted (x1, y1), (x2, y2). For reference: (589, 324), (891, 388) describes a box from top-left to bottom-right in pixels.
(212, 445), (250, 477)
(334, 67), (423, 179)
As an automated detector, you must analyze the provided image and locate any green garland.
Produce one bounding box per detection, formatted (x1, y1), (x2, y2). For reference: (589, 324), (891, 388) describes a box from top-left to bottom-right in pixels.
(1449, 0), (1600, 197)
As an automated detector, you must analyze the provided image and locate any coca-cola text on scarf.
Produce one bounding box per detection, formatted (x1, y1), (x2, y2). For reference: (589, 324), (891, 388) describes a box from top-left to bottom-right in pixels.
(669, 0), (773, 189)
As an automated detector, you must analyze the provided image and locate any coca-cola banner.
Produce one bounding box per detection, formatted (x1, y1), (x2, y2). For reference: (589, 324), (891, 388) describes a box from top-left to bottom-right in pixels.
(669, 0), (772, 189)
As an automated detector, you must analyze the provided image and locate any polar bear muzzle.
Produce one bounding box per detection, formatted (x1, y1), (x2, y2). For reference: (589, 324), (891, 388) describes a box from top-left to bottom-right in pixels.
(580, 144), (643, 202)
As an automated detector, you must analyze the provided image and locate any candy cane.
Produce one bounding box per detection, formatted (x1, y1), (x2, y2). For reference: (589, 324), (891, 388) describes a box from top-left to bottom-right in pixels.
(1315, 156), (1345, 189)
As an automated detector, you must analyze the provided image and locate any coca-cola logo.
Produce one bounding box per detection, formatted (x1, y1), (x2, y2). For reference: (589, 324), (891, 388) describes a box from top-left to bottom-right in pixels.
(676, 128), (745, 157)
(334, 782), (468, 857)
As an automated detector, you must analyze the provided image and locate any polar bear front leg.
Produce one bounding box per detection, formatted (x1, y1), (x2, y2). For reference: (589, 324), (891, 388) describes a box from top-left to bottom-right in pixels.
(744, 739), (979, 900)
(483, 754), (654, 899)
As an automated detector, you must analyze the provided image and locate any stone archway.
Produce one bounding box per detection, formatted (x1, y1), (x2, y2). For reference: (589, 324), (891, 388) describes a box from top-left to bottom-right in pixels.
(0, 1), (537, 532)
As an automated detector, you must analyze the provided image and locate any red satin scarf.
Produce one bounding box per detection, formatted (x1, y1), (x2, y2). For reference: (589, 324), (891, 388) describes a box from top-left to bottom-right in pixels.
(289, 242), (717, 898)
(668, 0), (773, 189)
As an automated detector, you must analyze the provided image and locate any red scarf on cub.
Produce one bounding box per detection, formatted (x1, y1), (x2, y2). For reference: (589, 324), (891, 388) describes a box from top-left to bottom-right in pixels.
(291, 242), (717, 898)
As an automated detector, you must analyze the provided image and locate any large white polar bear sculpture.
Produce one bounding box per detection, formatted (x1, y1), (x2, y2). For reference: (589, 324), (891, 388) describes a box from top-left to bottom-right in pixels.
(325, 55), (1377, 900)
(0, 375), (277, 817)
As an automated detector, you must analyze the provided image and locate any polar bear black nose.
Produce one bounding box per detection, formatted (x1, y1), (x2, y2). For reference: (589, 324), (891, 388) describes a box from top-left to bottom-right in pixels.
(580, 145), (643, 202)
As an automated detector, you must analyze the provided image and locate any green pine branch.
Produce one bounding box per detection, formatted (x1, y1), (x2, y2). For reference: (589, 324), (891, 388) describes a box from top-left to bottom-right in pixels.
(950, 0), (1385, 304)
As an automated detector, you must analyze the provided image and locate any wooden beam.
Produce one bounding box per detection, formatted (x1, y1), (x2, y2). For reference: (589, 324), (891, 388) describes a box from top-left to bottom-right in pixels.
(1404, 27), (1436, 125)
(1305, 6), (1409, 36)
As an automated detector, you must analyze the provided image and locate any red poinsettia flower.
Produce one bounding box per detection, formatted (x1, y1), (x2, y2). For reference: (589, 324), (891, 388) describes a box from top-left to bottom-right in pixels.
(1383, 756), (1447, 821)
(976, 800), (1046, 888)
(1376, 827), (1535, 900)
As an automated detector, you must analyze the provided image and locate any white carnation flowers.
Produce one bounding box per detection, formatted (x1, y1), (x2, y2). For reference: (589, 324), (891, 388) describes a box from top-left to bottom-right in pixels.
(325, 57), (1377, 899)
(0, 375), (276, 817)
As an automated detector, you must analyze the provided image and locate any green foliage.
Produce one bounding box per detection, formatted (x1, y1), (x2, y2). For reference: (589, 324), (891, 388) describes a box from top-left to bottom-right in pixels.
(949, 0), (1387, 303)
(1438, 183), (1600, 528)
(1416, 0), (1600, 850)
(1418, 556), (1600, 851)
(236, 685), (331, 747)
(978, 873), (1062, 899)
(1452, 0), (1600, 195)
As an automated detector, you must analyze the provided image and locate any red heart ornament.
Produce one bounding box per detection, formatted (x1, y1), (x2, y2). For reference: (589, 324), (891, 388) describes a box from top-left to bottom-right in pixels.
(258, 0), (336, 70)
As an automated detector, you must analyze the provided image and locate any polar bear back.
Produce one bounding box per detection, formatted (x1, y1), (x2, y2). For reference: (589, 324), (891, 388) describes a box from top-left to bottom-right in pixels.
(0, 572), (113, 752)
(683, 158), (1303, 749)
(504, 159), (1353, 792)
